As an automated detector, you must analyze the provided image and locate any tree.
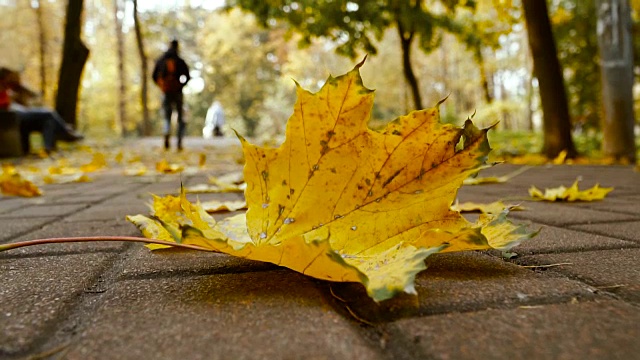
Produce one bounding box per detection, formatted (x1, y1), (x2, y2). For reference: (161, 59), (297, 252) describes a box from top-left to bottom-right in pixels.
(522, 0), (577, 158)
(114, 0), (126, 136)
(55, 0), (89, 127)
(132, 0), (151, 136)
(227, 0), (478, 111)
(596, 0), (636, 163)
(550, 0), (602, 131)
(32, 0), (47, 99)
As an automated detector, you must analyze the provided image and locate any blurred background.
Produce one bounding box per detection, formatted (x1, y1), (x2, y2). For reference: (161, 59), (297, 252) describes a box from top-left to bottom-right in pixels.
(0, 0), (638, 161)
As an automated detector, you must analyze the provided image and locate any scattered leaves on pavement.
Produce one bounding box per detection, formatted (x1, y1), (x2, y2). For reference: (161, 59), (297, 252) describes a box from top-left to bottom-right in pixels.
(529, 180), (613, 202)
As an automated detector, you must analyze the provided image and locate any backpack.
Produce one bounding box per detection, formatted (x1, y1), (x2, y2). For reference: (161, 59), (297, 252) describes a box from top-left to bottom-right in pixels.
(157, 58), (182, 93)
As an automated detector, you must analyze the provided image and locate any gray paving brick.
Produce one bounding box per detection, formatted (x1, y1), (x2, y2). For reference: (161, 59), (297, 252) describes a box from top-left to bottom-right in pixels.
(571, 220), (640, 243)
(328, 252), (595, 323)
(119, 246), (277, 279)
(0, 197), (28, 214)
(0, 253), (117, 355)
(0, 203), (88, 219)
(0, 217), (57, 243)
(517, 249), (640, 302)
(62, 272), (381, 360)
(386, 300), (640, 360)
(63, 203), (148, 223)
(507, 200), (639, 226)
(511, 224), (637, 255)
(7, 220), (138, 254)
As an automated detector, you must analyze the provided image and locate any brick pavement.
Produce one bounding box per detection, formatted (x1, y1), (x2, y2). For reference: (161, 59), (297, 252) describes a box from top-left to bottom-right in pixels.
(1, 138), (639, 359)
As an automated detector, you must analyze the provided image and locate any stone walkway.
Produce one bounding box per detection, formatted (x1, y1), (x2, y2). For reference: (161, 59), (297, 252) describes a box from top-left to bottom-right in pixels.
(1, 137), (639, 359)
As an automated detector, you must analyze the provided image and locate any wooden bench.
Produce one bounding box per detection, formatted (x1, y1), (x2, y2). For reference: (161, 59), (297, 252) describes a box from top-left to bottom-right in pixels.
(0, 110), (24, 157)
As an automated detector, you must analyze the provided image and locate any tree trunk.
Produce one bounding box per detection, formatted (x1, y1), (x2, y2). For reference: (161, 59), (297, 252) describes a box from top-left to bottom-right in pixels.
(133, 0), (151, 136)
(114, 0), (126, 136)
(474, 47), (493, 104)
(596, 0), (637, 163)
(55, 0), (89, 128)
(34, 0), (47, 101)
(522, 0), (577, 158)
(397, 23), (422, 110)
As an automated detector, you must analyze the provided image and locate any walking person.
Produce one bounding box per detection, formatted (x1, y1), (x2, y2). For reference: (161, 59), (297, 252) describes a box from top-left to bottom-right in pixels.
(152, 39), (190, 150)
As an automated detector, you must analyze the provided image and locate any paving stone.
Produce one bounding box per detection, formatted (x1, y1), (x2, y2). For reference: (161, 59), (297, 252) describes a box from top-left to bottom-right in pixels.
(517, 249), (640, 302)
(0, 217), (57, 243)
(511, 224), (637, 255)
(328, 252), (595, 323)
(119, 246), (277, 279)
(0, 197), (28, 214)
(62, 272), (381, 360)
(7, 220), (138, 254)
(63, 203), (149, 223)
(0, 253), (117, 355)
(506, 200), (639, 226)
(571, 220), (640, 243)
(0, 203), (88, 219)
(385, 300), (640, 360)
(563, 198), (640, 216)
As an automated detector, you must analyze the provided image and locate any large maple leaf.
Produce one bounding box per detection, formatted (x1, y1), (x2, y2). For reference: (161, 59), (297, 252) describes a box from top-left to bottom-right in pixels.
(128, 63), (536, 301)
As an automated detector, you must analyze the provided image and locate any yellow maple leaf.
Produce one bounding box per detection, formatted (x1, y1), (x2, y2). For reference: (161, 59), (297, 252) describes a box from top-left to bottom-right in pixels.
(43, 173), (92, 184)
(200, 199), (247, 213)
(128, 63), (536, 301)
(529, 180), (613, 202)
(123, 164), (148, 176)
(0, 170), (42, 197)
(452, 201), (524, 214)
(80, 153), (107, 172)
(156, 159), (184, 174)
(463, 166), (530, 185)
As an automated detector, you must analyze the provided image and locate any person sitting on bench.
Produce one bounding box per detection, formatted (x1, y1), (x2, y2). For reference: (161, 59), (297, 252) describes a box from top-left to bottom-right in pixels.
(0, 67), (83, 155)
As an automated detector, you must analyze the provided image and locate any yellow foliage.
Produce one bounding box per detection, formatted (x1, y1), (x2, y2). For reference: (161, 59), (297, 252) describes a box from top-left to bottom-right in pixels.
(200, 200), (247, 213)
(155, 159), (184, 174)
(80, 153), (107, 172)
(529, 180), (613, 202)
(0, 165), (42, 197)
(128, 64), (537, 301)
(452, 201), (524, 214)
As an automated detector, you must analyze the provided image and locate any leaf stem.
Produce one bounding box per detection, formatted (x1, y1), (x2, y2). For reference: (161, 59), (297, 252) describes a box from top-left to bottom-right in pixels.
(0, 236), (214, 252)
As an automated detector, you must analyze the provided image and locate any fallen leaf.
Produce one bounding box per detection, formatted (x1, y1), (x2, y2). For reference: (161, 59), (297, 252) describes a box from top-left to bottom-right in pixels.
(552, 150), (568, 164)
(156, 159), (184, 174)
(463, 166), (530, 185)
(185, 183), (246, 194)
(123, 165), (148, 176)
(452, 201), (524, 214)
(43, 173), (92, 184)
(529, 180), (613, 201)
(210, 171), (244, 185)
(0, 170), (42, 197)
(80, 152), (107, 172)
(200, 199), (247, 213)
(128, 63), (536, 301)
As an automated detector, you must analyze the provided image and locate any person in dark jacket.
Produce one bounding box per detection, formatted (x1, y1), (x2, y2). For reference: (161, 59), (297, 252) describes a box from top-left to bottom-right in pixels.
(152, 40), (191, 151)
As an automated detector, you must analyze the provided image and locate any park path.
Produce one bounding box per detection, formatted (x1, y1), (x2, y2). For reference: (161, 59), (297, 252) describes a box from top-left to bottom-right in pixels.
(1, 136), (639, 359)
